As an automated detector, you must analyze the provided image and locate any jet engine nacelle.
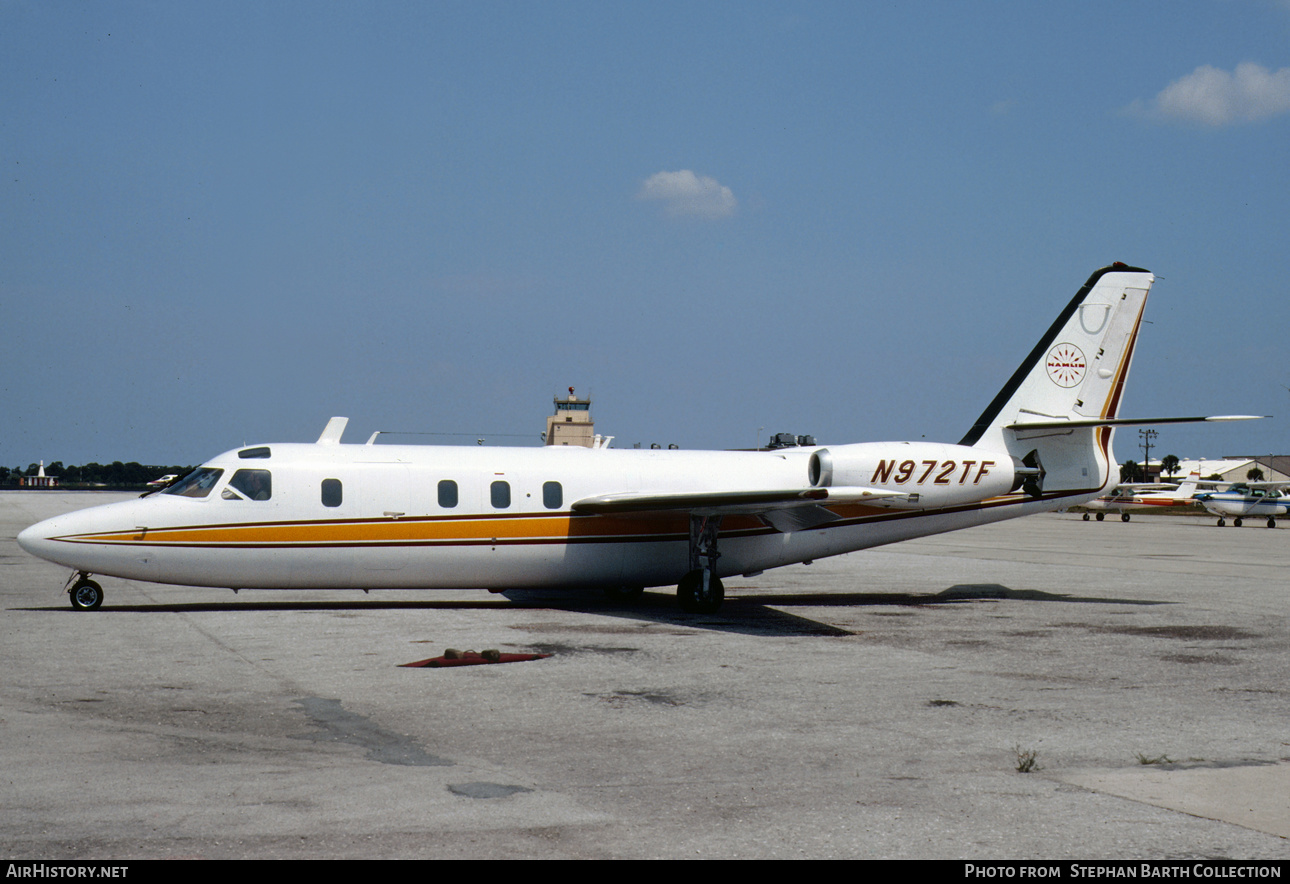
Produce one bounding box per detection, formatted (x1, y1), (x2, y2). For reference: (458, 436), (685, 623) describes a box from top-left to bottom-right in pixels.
(808, 442), (1023, 508)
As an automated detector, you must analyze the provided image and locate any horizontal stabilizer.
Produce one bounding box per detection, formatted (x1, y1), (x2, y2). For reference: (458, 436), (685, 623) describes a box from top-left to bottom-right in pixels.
(1007, 414), (1265, 431)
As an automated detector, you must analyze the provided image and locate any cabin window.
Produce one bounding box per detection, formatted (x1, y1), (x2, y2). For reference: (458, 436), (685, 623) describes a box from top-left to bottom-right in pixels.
(490, 480), (511, 509)
(163, 468), (223, 499)
(321, 478), (342, 507)
(438, 479), (458, 508)
(226, 469), (272, 500)
(238, 446), (271, 459)
(543, 481), (562, 509)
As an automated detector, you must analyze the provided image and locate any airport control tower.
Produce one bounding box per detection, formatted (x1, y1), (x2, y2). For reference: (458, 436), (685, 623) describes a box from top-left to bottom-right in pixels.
(545, 387), (595, 447)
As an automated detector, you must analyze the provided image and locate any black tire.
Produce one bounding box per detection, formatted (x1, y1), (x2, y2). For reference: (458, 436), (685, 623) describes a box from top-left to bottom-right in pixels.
(1217, 519), (1225, 527)
(1121, 513), (1131, 522)
(1082, 513), (1090, 521)
(677, 570), (724, 614)
(69, 580), (103, 611)
(1234, 518), (1243, 528)
(1095, 513), (1105, 522)
(1268, 518), (1277, 529)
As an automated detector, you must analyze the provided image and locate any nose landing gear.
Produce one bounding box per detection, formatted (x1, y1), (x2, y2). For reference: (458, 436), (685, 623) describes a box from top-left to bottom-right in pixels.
(66, 572), (103, 611)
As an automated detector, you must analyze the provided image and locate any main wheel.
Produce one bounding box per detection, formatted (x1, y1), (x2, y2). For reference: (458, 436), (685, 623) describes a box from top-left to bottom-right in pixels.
(1121, 513), (1131, 522)
(1234, 517), (1243, 527)
(677, 570), (724, 614)
(69, 579), (103, 611)
(1268, 518), (1277, 529)
(1095, 513), (1105, 522)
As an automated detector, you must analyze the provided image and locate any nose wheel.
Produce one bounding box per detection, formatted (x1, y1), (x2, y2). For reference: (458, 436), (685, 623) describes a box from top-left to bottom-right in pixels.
(66, 573), (104, 611)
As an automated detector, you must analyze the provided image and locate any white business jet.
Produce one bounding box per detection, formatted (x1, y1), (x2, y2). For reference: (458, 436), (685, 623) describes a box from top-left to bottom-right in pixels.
(18, 264), (1259, 613)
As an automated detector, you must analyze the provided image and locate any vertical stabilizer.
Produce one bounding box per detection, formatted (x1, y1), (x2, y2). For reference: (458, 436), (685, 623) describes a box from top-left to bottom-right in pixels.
(960, 264), (1153, 449)
(959, 264), (1154, 495)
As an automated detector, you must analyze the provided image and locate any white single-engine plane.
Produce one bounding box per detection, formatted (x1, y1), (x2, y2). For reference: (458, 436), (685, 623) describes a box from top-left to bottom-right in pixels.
(1079, 471), (1207, 522)
(18, 265), (1260, 613)
(1194, 484), (1288, 528)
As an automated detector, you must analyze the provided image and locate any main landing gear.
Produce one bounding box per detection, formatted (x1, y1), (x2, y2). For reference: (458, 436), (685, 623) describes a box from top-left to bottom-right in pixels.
(1215, 517), (1278, 528)
(66, 571), (103, 611)
(677, 514), (725, 614)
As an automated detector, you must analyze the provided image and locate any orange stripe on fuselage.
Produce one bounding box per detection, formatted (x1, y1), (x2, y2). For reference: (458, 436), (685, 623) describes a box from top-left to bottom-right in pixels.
(54, 489), (1101, 551)
(57, 511), (770, 548)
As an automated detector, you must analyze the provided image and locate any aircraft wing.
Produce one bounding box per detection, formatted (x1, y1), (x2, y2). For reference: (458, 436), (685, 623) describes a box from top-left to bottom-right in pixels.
(571, 486), (907, 533)
(572, 486), (901, 515)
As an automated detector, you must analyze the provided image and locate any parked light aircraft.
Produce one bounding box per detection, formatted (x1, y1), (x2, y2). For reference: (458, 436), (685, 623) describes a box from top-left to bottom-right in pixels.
(1195, 484), (1288, 528)
(18, 264), (1261, 613)
(1079, 471), (1205, 522)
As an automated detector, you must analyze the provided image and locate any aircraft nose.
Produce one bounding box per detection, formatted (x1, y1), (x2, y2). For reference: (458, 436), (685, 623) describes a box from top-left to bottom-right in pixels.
(17, 518), (59, 559)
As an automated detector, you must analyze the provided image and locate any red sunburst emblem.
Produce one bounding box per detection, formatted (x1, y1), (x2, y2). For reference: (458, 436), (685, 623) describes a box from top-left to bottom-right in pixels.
(1045, 343), (1086, 388)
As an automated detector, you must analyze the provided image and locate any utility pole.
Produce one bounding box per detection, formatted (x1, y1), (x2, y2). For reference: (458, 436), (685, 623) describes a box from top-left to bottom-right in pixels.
(1139, 428), (1158, 482)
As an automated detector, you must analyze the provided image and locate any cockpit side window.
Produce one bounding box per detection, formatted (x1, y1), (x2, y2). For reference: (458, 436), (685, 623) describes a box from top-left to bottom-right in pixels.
(227, 469), (272, 501)
(163, 468), (224, 499)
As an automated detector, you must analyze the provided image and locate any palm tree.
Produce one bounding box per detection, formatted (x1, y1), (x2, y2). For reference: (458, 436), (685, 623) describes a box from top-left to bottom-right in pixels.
(1161, 454), (1180, 480)
(1120, 460), (1144, 483)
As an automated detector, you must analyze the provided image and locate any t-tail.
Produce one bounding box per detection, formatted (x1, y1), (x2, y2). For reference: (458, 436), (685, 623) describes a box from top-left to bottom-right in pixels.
(959, 263), (1155, 503)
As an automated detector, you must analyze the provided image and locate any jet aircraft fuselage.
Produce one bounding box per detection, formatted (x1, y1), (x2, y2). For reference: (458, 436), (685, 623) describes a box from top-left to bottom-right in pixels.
(20, 264), (1256, 612)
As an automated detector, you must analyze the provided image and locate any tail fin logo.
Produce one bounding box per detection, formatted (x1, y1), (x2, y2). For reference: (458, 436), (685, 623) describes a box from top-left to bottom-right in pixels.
(1045, 343), (1087, 387)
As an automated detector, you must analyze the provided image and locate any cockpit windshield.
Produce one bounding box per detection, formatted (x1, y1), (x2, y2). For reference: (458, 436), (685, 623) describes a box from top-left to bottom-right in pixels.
(223, 469), (272, 501)
(162, 468), (224, 498)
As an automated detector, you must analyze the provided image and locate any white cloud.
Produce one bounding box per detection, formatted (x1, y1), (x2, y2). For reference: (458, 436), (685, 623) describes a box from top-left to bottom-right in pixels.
(636, 170), (737, 219)
(1142, 62), (1290, 125)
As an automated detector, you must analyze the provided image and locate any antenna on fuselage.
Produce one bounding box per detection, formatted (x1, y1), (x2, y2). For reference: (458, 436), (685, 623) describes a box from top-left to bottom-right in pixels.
(317, 417), (349, 445)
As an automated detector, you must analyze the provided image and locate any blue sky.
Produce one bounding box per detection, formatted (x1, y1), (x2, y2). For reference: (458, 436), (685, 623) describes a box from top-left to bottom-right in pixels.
(3, 0), (1287, 469)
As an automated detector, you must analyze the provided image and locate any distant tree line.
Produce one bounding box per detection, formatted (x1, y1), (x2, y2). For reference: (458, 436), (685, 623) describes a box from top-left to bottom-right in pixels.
(0, 462), (193, 488)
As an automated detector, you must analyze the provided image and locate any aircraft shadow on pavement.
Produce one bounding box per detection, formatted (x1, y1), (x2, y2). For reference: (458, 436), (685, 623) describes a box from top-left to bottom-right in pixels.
(13, 582), (1170, 639)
